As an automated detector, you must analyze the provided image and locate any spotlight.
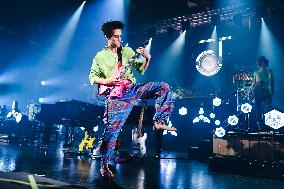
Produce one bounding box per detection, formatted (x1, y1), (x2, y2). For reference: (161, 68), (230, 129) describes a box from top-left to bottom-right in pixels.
(264, 109), (284, 129)
(39, 98), (44, 103)
(179, 107), (188, 115)
(199, 115), (205, 120)
(215, 120), (220, 126)
(210, 113), (216, 119)
(93, 126), (98, 132)
(193, 117), (200, 123)
(41, 81), (46, 86)
(199, 108), (204, 115)
(203, 117), (210, 123)
(228, 115), (238, 126)
(213, 97), (221, 107)
(215, 127), (225, 137)
(241, 103), (252, 114)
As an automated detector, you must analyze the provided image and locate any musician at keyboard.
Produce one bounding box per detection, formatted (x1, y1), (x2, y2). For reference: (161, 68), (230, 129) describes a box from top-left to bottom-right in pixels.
(89, 20), (177, 178)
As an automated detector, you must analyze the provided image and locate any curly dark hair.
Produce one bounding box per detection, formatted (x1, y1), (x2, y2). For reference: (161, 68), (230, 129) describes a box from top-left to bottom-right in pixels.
(256, 56), (269, 68)
(101, 20), (124, 38)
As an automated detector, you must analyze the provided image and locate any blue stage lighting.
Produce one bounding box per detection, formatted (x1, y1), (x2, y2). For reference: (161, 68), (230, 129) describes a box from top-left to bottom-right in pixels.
(39, 98), (44, 103)
(228, 115), (238, 126)
(203, 117), (210, 123)
(210, 113), (216, 119)
(264, 109), (284, 129)
(215, 120), (220, 126)
(41, 81), (46, 86)
(193, 117), (200, 124)
(213, 97), (221, 106)
(179, 107), (187, 115)
(215, 127), (225, 137)
(241, 103), (252, 114)
(199, 108), (204, 115)
(199, 115), (205, 120)
(93, 126), (99, 132)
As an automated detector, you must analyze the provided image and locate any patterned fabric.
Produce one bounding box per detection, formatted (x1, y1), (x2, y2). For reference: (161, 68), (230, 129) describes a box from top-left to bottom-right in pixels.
(99, 82), (174, 164)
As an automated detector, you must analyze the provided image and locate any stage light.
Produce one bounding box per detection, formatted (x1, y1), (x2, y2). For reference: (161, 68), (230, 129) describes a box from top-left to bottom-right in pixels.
(193, 117), (200, 123)
(213, 97), (221, 107)
(196, 50), (222, 76)
(93, 126), (98, 132)
(215, 127), (225, 137)
(228, 115), (238, 126)
(210, 113), (216, 119)
(215, 120), (220, 125)
(41, 81), (46, 86)
(241, 103), (252, 114)
(203, 117), (210, 123)
(199, 115), (205, 120)
(264, 109), (284, 129)
(199, 108), (204, 115)
(39, 98), (44, 103)
(179, 107), (187, 115)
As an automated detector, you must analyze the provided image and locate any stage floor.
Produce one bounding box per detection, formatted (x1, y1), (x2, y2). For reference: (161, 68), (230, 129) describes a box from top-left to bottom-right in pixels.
(1, 143), (284, 189)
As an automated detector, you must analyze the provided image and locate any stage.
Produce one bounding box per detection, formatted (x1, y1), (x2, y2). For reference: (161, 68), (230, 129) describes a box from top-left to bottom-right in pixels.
(1, 142), (284, 189)
(1, 0), (284, 188)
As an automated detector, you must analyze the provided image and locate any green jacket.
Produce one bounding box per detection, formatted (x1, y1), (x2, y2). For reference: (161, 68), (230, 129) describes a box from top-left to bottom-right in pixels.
(89, 46), (145, 84)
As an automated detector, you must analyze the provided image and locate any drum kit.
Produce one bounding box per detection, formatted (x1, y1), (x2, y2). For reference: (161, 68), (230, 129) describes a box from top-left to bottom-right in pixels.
(233, 70), (253, 101)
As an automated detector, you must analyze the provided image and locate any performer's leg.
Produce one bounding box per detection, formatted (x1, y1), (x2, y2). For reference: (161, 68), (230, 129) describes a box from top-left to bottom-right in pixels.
(134, 82), (176, 131)
(99, 98), (134, 177)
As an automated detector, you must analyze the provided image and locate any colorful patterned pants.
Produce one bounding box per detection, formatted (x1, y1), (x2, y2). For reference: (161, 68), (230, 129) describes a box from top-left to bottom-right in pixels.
(99, 82), (174, 164)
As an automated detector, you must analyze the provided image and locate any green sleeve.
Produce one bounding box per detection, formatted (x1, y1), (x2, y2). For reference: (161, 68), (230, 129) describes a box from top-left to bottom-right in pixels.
(89, 54), (102, 84)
